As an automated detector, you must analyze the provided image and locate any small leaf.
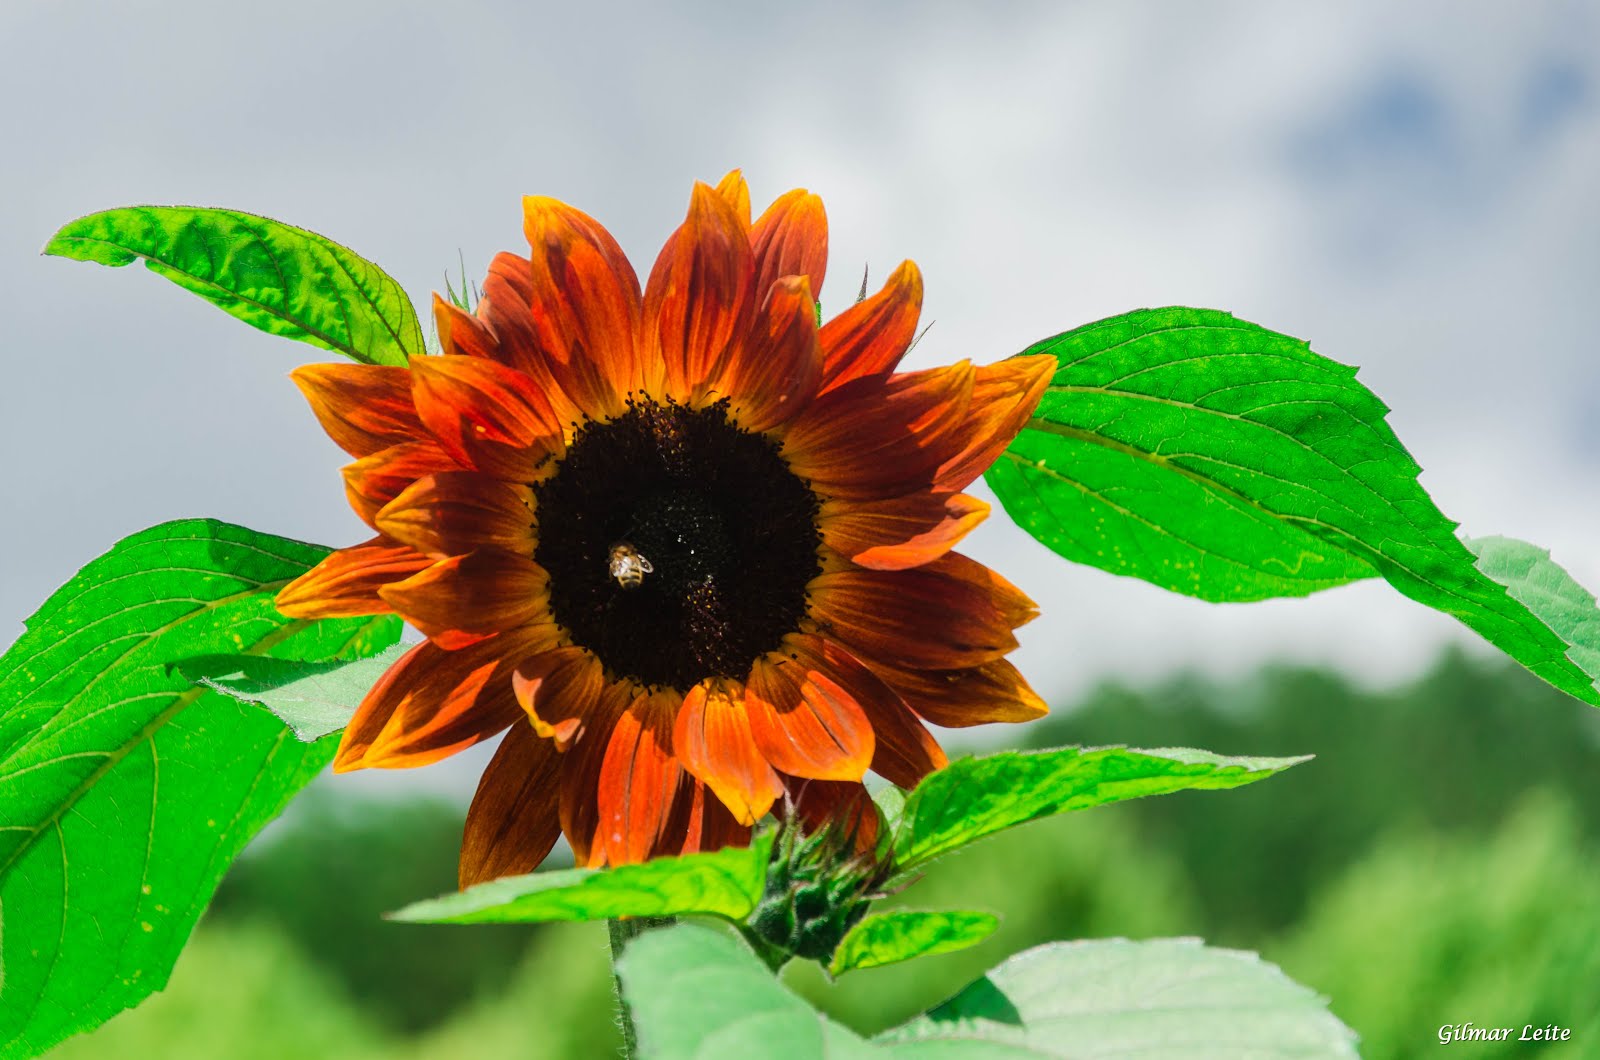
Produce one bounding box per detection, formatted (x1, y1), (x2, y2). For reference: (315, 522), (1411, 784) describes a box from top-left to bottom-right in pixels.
(1466, 535), (1600, 693)
(829, 910), (999, 976)
(44, 206), (423, 366)
(0, 520), (401, 1059)
(990, 307), (1600, 707)
(894, 746), (1306, 870)
(877, 936), (1359, 1058)
(178, 642), (409, 741)
(390, 831), (775, 925)
(619, 922), (876, 1060)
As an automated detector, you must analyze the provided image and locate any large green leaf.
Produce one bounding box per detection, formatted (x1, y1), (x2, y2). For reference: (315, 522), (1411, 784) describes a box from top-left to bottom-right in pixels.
(0, 519), (401, 1059)
(877, 937), (1359, 1058)
(893, 746), (1306, 870)
(390, 831), (775, 926)
(44, 206), (422, 366)
(828, 911), (999, 976)
(179, 642), (408, 741)
(988, 307), (1600, 706)
(1466, 535), (1600, 687)
(619, 922), (876, 1060)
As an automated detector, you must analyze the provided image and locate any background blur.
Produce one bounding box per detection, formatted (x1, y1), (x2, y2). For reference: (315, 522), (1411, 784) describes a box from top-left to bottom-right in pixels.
(2, 2), (1597, 1057)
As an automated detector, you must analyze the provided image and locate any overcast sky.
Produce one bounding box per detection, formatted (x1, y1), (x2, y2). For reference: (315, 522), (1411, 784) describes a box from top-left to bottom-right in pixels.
(2, 2), (1597, 790)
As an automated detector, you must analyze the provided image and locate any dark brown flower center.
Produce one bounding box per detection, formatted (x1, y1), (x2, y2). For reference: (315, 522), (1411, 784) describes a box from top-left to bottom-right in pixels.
(532, 397), (821, 691)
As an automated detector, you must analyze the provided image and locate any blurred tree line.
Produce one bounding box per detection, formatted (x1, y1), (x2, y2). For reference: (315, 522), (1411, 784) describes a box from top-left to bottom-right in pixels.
(56, 648), (1600, 1059)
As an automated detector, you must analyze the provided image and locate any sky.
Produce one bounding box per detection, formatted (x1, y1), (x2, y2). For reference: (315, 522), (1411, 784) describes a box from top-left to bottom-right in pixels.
(2, 1), (1597, 790)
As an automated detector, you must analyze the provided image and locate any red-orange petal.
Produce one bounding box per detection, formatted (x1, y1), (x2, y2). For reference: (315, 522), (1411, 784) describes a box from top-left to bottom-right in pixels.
(817, 260), (923, 394)
(378, 548), (549, 641)
(290, 363), (424, 458)
(437, 283), (586, 427)
(856, 677), (948, 789)
(745, 637), (875, 782)
(342, 440), (460, 528)
(674, 681), (782, 826)
(677, 779), (753, 855)
(878, 658), (1049, 728)
(518, 196), (641, 421)
(410, 355), (565, 482)
(810, 552), (1038, 670)
(929, 354), (1056, 493)
(512, 646), (607, 750)
(719, 275), (823, 433)
(557, 681), (631, 867)
(819, 492), (990, 571)
(593, 691), (684, 866)
(713, 169), (751, 228)
(459, 721), (563, 887)
(641, 181), (754, 402)
(750, 188), (828, 303)
(333, 632), (545, 771)
(783, 360), (975, 500)
(375, 471), (533, 559)
(275, 536), (430, 618)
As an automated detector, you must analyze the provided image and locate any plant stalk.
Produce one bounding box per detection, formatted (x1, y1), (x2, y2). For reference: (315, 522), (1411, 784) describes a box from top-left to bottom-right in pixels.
(607, 915), (675, 1058)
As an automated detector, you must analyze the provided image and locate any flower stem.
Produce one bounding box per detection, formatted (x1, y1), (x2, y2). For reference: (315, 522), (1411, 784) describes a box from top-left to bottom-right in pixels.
(607, 915), (675, 1058)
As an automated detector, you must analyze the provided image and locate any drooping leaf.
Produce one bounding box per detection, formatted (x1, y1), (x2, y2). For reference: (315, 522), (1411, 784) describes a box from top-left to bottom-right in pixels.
(1466, 535), (1600, 690)
(988, 308), (1600, 707)
(619, 922), (876, 1060)
(178, 642), (408, 741)
(44, 206), (423, 366)
(829, 910), (999, 976)
(893, 746), (1306, 870)
(0, 520), (401, 1060)
(389, 831), (775, 926)
(877, 937), (1359, 1058)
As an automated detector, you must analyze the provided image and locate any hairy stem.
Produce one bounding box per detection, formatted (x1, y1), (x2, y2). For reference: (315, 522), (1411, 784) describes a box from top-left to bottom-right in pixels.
(607, 915), (676, 1057)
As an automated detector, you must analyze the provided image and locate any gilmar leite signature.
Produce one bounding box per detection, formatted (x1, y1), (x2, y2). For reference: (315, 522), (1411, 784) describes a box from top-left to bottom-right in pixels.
(1439, 1023), (1572, 1045)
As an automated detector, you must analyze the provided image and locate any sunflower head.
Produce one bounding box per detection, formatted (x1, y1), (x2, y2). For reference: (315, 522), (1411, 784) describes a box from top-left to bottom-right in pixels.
(276, 170), (1053, 885)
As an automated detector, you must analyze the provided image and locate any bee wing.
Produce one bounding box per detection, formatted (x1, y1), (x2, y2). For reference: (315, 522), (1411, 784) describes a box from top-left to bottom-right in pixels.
(638, 556), (654, 573)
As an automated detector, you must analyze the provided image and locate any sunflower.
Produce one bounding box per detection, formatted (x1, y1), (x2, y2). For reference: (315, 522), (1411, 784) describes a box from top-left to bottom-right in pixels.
(277, 172), (1053, 886)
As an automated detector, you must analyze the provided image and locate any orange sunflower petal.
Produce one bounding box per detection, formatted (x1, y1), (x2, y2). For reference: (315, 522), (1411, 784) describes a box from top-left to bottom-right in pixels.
(641, 181), (754, 402)
(810, 552), (1038, 670)
(782, 360), (975, 500)
(378, 548), (549, 642)
(593, 691), (685, 866)
(290, 363), (424, 458)
(857, 681), (947, 789)
(878, 658), (1048, 728)
(819, 492), (990, 571)
(343, 440), (460, 528)
(678, 779), (753, 855)
(674, 680), (782, 826)
(459, 721), (563, 888)
(558, 682), (631, 867)
(275, 536), (430, 618)
(745, 637), (875, 782)
(817, 260), (923, 394)
(713, 169), (751, 227)
(720, 275), (823, 433)
(750, 188), (828, 303)
(518, 196), (642, 421)
(929, 354), (1056, 493)
(375, 471), (533, 559)
(334, 633), (543, 771)
(512, 646), (606, 750)
(410, 354), (565, 482)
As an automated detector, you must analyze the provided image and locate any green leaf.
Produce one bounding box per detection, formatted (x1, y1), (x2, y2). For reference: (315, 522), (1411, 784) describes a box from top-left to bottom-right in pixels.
(894, 746), (1306, 870)
(619, 922), (876, 1060)
(44, 206), (423, 366)
(390, 831), (776, 925)
(178, 642), (408, 741)
(989, 307), (1600, 707)
(1466, 536), (1600, 690)
(829, 910), (999, 976)
(0, 519), (401, 1060)
(877, 937), (1359, 1058)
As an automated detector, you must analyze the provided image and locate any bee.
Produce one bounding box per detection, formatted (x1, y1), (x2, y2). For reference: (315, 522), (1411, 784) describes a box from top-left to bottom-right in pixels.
(608, 541), (654, 589)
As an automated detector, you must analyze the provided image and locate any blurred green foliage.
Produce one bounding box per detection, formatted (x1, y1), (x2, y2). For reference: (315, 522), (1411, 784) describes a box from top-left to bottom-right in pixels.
(55, 649), (1600, 1059)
